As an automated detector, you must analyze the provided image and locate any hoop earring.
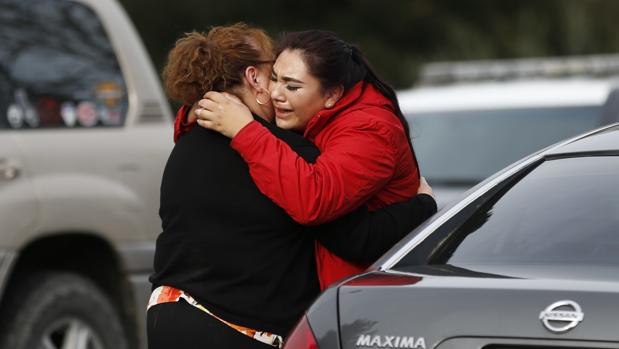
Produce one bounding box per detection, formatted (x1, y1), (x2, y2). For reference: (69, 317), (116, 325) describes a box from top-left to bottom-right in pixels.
(256, 88), (270, 105)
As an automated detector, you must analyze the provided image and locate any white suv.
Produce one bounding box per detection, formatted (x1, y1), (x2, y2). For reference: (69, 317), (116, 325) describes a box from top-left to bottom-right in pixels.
(399, 56), (619, 207)
(0, 0), (172, 348)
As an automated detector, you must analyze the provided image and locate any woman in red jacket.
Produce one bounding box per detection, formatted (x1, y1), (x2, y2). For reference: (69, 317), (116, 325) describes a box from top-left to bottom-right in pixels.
(196, 30), (421, 289)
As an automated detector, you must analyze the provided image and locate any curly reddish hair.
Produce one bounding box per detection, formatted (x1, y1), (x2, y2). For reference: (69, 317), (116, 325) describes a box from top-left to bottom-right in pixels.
(163, 23), (274, 106)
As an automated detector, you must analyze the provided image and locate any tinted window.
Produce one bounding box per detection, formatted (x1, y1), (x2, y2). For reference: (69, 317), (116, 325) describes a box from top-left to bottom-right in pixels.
(408, 107), (602, 183)
(0, 0), (128, 129)
(397, 156), (619, 269)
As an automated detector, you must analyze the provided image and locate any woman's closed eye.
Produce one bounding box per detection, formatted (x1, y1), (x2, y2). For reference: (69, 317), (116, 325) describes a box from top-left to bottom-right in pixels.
(286, 85), (300, 91)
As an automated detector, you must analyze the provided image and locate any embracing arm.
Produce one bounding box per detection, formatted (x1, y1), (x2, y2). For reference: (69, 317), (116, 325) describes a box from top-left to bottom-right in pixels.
(310, 193), (436, 264)
(311, 178), (435, 264)
(230, 120), (397, 225)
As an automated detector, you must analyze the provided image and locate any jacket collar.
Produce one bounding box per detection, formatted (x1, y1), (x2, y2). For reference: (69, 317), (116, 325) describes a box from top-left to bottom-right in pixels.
(303, 81), (394, 138)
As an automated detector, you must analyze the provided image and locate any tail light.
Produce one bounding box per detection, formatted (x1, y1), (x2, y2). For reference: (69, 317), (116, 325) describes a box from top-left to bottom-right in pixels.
(283, 315), (319, 349)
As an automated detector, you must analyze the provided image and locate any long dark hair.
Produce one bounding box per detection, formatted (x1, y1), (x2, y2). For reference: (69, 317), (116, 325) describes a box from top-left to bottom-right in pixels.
(277, 30), (416, 160)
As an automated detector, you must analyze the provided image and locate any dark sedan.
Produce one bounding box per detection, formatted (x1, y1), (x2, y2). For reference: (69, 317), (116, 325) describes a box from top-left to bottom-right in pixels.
(284, 123), (619, 349)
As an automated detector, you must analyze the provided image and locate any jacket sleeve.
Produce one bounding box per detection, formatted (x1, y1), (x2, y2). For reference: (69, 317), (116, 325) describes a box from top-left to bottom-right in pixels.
(310, 194), (437, 264)
(230, 118), (399, 225)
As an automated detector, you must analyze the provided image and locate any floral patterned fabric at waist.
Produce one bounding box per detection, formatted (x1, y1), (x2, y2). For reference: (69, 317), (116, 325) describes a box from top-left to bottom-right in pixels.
(148, 285), (283, 348)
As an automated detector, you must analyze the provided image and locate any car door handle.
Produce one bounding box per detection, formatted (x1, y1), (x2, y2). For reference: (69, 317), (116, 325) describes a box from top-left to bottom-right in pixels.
(0, 159), (20, 181)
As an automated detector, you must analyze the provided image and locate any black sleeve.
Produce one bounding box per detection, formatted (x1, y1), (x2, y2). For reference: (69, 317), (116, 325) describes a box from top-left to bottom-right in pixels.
(309, 194), (437, 265)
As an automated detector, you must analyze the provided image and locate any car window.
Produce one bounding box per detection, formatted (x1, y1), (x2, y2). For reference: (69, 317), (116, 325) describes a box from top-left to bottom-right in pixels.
(408, 106), (602, 184)
(0, 0), (128, 130)
(395, 156), (619, 270)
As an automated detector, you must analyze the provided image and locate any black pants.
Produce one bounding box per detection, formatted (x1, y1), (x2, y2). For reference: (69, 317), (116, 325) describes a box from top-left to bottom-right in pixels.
(147, 300), (275, 349)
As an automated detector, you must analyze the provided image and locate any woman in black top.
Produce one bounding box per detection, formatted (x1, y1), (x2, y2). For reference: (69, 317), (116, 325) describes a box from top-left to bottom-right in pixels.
(147, 24), (436, 349)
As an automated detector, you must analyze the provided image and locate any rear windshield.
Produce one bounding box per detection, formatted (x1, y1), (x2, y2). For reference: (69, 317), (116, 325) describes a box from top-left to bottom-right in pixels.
(407, 106), (602, 184)
(407, 156), (619, 268)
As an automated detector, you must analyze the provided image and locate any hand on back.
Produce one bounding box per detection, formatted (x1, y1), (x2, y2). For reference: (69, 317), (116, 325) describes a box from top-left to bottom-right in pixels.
(417, 177), (433, 198)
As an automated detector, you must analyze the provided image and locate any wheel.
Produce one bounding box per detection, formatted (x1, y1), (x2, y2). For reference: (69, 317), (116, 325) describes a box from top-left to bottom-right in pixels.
(0, 272), (129, 349)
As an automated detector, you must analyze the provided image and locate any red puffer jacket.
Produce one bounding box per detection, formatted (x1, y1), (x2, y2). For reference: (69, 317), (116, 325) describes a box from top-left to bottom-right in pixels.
(230, 81), (420, 289)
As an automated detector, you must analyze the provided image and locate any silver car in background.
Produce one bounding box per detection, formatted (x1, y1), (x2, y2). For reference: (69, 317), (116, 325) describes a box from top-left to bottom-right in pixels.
(0, 0), (172, 348)
(399, 56), (619, 207)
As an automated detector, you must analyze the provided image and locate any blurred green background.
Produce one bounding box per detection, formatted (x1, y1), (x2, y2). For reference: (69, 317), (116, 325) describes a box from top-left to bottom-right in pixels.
(118, 0), (619, 89)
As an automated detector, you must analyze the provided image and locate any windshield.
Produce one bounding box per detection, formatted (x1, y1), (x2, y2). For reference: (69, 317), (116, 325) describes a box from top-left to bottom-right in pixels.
(0, 0), (128, 129)
(407, 106), (603, 184)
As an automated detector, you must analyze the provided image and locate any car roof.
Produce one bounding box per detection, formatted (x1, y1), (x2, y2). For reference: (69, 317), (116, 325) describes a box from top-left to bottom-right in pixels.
(397, 78), (619, 113)
(546, 123), (619, 155)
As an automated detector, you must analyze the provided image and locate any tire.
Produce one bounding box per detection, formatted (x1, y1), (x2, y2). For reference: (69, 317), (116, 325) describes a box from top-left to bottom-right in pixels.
(0, 272), (129, 349)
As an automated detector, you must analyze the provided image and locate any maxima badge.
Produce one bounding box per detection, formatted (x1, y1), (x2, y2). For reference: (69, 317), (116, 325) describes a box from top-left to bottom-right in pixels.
(539, 300), (584, 333)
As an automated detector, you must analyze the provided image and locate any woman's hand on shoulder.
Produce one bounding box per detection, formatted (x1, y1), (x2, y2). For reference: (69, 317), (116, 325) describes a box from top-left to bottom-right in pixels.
(195, 91), (254, 138)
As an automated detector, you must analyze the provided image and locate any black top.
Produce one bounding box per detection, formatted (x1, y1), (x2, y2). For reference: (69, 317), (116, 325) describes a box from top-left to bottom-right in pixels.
(150, 115), (436, 336)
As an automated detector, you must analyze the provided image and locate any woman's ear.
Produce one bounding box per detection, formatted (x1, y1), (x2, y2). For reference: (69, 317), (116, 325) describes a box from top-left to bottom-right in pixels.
(324, 85), (344, 109)
(243, 65), (270, 106)
(243, 66), (260, 90)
